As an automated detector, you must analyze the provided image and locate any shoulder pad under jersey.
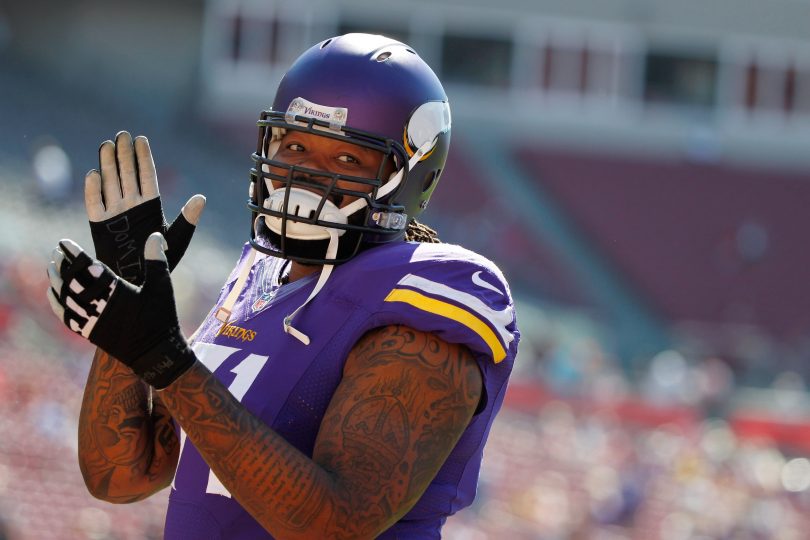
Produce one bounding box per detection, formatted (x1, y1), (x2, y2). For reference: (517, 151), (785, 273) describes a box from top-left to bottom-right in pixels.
(335, 242), (519, 364)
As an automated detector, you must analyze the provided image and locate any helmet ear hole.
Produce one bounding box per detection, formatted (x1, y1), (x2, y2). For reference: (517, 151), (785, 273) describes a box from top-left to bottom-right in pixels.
(422, 169), (440, 192)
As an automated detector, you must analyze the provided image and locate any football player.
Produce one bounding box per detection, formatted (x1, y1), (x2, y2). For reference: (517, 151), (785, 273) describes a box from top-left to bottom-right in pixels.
(47, 33), (519, 539)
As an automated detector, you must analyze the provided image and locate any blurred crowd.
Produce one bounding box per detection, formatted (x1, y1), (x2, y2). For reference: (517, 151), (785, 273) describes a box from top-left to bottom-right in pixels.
(0, 167), (231, 539)
(3, 162), (810, 539)
(445, 403), (810, 540)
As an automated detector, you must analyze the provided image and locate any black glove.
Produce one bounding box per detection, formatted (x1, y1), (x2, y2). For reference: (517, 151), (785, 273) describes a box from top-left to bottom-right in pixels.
(90, 197), (196, 284)
(85, 132), (204, 285)
(47, 235), (196, 389)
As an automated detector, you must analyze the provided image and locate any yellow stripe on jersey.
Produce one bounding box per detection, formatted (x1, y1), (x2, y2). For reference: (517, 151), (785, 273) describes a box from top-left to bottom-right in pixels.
(384, 288), (507, 363)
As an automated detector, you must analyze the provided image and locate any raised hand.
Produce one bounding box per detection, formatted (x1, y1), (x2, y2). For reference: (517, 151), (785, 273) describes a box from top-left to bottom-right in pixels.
(86, 131), (206, 284)
(47, 235), (197, 389)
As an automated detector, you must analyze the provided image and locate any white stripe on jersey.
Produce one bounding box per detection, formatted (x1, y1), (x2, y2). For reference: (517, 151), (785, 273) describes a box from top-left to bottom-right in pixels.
(395, 273), (515, 349)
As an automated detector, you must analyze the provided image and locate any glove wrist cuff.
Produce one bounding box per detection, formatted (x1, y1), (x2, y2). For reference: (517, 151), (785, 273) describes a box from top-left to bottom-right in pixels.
(129, 328), (197, 389)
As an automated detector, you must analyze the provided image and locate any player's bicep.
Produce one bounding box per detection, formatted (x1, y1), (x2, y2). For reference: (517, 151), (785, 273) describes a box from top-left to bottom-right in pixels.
(312, 325), (482, 534)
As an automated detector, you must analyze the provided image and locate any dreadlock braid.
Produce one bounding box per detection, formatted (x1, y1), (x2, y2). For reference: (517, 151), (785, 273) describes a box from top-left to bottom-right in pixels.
(404, 219), (441, 243)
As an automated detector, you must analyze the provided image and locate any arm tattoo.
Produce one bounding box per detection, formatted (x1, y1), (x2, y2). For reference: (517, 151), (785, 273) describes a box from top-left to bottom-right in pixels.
(320, 326), (482, 530)
(158, 324), (482, 539)
(160, 366), (336, 531)
(77, 349), (179, 502)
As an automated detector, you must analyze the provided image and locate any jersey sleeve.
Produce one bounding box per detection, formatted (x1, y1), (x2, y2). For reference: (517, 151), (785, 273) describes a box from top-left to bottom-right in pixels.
(370, 256), (518, 365)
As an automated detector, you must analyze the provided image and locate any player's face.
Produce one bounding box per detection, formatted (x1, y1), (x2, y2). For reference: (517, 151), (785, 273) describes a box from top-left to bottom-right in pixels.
(269, 131), (396, 208)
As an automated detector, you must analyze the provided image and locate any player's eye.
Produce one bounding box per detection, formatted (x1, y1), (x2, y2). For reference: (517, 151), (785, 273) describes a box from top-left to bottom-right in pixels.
(337, 154), (360, 165)
(287, 143), (306, 152)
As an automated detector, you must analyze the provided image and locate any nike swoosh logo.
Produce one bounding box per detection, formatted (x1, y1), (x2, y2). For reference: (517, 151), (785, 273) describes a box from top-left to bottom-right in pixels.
(472, 271), (503, 296)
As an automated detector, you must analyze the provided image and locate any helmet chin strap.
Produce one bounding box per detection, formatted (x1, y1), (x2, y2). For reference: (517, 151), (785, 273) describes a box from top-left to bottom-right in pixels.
(222, 135), (434, 344)
(211, 224), (337, 346)
(215, 247), (258, 324)
(282, 228), (339, 345)
(217, 184), (343, 344)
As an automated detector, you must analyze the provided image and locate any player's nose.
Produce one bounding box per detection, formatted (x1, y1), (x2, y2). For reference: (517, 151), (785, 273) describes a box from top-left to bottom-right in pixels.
(291, 148), (329, 171)
(291, 170), (343, 207)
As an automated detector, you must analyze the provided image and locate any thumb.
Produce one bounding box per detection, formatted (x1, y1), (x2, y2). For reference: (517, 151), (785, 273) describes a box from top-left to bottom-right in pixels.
(144, 232), (169, 263)
(165, 194), (205, 272)
(142, 233), (176, 315)
(180, 194), (206, 226)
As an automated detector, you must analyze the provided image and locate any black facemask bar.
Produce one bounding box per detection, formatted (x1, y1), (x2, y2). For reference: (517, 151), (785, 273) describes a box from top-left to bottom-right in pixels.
(247, 111), (410, 264)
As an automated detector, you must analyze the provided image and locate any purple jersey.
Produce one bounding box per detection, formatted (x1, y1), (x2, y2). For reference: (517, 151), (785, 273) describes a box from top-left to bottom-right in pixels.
(164, 241), (519, 539)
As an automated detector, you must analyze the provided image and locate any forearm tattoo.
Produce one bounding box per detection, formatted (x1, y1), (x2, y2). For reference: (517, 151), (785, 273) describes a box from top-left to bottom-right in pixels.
(77, 349), (178, 502)
(161, 365), (335, 532)
(159, 325), (482, 539)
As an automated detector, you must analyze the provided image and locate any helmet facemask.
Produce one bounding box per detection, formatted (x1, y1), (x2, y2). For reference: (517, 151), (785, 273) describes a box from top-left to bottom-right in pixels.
(248, 112), (410, 265)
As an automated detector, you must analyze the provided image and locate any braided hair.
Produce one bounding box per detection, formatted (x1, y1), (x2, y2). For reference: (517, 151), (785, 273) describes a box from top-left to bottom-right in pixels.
(404, 219), (441, 243)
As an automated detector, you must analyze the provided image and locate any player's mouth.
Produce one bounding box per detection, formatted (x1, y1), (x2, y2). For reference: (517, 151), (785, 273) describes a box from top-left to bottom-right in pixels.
(290, 177), (344, 207)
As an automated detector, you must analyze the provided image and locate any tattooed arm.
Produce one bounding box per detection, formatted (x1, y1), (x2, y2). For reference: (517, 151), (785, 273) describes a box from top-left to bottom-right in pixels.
(77, 348), (180, 503)
(159, 324), (482, 539)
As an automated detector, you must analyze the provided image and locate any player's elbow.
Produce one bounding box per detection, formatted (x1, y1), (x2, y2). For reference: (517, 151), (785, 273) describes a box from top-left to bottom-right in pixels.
(82, 478), (165, 504)
(328, 481), (417, 540)
(86, 486), (149, 504)
(77, 460), (107, 501)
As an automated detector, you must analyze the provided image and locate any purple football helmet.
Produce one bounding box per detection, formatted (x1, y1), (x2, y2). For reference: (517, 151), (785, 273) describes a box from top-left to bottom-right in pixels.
(248, 33), (452, 265)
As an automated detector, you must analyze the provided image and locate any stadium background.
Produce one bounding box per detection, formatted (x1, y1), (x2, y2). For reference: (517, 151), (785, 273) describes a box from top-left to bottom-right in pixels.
(1, 0), (809, 538)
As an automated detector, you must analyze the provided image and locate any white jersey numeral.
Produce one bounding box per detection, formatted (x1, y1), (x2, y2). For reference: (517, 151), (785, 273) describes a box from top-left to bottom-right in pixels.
(229, 353), (269, 401)
(172, 342), (270, 498)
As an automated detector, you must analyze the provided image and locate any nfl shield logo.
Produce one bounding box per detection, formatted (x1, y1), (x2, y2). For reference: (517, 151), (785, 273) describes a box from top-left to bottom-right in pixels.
(252, 292), (275, 313)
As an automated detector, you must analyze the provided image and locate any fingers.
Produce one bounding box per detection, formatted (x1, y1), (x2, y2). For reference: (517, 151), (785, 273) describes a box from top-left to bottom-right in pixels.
(49, 237), (116, 333)
(180, 194), (206, 226)
(144, 232), (168, 262)
(98, 140), (121, 207)
(51, 243), (66, 268)
(46, 287), (65, 321)
(84, 170), (106, 222)
(134, 136), (159, 201)
(115, 131), (140, 200)
(92, 132), (157, 218)
(47, 255), (64, 292)
(58, 238), (85, 260)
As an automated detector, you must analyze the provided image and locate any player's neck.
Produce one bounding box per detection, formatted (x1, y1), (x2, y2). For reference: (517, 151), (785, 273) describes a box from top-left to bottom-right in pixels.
(287, 261), (322, 283)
